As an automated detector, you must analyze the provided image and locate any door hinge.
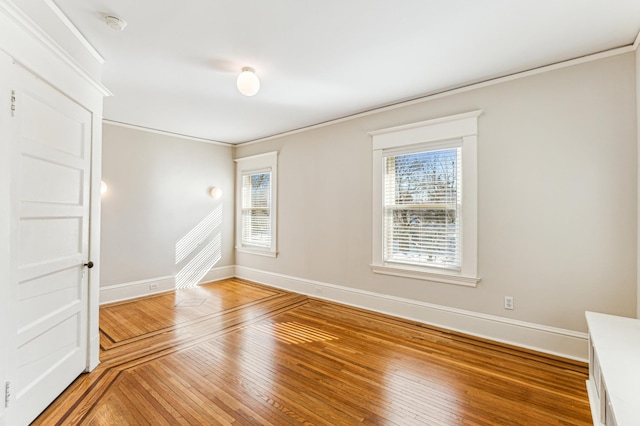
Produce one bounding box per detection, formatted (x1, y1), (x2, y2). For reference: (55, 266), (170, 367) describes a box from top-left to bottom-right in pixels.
(10, 90), (16, 117)
(4, 381), (10, 408)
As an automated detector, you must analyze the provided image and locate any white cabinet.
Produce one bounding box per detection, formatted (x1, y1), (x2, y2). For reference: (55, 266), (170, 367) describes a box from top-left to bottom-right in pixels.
(586, 311), (640, 426)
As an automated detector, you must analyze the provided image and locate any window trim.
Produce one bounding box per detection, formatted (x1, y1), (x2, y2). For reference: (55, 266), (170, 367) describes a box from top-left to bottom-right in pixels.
(235, 151), (278, 257)
(370, 111), (481, 287)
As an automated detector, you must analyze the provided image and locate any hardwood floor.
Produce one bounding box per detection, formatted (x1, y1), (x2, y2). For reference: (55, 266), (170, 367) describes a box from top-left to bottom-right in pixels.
(34, 278), (592, 425)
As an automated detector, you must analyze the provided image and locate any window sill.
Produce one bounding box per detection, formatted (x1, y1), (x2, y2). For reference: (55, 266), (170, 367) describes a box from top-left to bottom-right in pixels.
(236, 247), (278, 258)
(371, 264), (480, 287)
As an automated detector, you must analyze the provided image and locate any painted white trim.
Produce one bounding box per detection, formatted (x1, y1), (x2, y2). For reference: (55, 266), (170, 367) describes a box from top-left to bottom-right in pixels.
(87, 109), (104, 372)
(103, 120), (231, 147)
(0, 1), (111, 98)
(43, 0), (104, 64)
(99, 266), (235, 305)
(235, 266), (589, 361)
(637, 48), (640, 319)
(235, 152), (278, 257)
(368, 110), (482, 138)
(100, 265), (589, 359)
(88, 334), (100, 371)
(371, 112), (480, 283)
(237, 45), (634, 147)
(0, 52), (13, 426)
(0, 0), (105, 415)
(586, 380), (604, 426)
(236, 247), (278, 257)
(233, 151), (279, 162)
(100, 275), (173, 304)
(633, 30), (640, 51)
(371, 264), (479, 287)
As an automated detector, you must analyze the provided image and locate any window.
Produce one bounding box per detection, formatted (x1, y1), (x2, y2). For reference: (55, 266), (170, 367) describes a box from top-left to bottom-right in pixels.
(370, 111), (481, 287)
(241, 171), (271, 248)
(235, 152), (277, 257)
(384, 146), (461, 269)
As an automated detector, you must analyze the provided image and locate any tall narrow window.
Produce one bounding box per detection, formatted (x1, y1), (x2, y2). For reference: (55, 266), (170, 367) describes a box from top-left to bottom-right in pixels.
(235, 152), (278, 257)
(370, 111), (480, 287)
(241, 171), (272, 248)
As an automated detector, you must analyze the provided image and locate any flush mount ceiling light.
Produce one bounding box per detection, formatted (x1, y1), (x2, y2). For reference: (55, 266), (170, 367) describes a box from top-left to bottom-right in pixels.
(105, 15), (127, 31)
(236, 67), (260, 96)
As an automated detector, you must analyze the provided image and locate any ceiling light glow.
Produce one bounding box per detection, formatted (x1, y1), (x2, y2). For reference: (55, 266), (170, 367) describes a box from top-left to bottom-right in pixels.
(209, 186), (222, 200)
(237, 67), (260, 96)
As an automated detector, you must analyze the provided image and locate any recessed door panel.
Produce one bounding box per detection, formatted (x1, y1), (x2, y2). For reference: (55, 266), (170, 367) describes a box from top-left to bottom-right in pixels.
(8, 63), (92, 426)
(19, 217), (82, 265)
(21, 91), (85, 158)
(21, 155), (83, 205)
(17, 267), (81, 330)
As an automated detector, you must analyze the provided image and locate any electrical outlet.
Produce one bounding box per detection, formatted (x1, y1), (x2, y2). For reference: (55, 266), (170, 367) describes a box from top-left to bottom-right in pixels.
(504, 296), (514, 310)
(149, 283), (159, 290)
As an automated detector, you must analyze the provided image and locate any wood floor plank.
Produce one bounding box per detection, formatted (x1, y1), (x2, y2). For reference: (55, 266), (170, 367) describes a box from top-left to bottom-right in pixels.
(34, 278), (592, 425)
(100, 279), (280, 347)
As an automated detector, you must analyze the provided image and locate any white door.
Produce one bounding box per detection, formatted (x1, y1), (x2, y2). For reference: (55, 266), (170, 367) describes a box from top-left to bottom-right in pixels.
(6, 62), (92, 425)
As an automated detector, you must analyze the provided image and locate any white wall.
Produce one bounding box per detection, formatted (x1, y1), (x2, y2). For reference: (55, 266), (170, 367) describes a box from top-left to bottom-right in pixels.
(235, 52), (637, 354)
(100, 124), (235, 302)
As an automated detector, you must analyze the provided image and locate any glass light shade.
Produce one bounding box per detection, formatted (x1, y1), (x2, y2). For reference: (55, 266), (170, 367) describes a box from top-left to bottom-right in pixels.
(100, 180), (108, 195)
(237, 67), (260, 96)
(210, 186), (223, 200)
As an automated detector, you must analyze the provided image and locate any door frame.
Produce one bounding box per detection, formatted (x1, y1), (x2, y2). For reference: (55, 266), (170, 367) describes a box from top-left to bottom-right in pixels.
(0, 2), (110, 419)
(0, 49), (15, 426)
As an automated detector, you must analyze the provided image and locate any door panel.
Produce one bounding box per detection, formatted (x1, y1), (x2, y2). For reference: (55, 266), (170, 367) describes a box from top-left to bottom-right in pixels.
(10, 65), (92, 426)
(20, 217), (83, 263)
(17, 268), (80, 329)
(21, 90), (86, 157)
(21, 155), (83, 204)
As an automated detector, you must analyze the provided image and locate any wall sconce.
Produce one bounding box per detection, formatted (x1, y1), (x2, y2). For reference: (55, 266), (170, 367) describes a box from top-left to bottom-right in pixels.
(209, 186), (222, 200)
(236, 67), (260, 96)
(100, 180), (108, 196)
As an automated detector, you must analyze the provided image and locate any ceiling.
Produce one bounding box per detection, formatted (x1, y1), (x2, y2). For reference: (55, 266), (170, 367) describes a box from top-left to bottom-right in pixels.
(55, 1), (640, 144)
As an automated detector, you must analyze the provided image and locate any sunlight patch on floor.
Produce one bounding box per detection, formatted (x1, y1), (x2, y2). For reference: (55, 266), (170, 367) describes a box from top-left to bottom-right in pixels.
(252, 322), (339, 345)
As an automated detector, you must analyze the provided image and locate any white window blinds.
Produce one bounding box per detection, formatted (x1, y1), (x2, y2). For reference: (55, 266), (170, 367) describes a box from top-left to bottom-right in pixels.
(241, 171), (272, 248)
(383, 147), (462, 270)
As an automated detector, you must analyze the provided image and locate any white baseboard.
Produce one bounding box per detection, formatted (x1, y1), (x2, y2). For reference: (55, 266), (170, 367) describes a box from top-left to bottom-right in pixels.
(99, 265), (589, 361)
(235, 266), (589, 362)
(200, 265), (236, 284)
(87, 334), (100, 372)
(99, 265), (235, 305)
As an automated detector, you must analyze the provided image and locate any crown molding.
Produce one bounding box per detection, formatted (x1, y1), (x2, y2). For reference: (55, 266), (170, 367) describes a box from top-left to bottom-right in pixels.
(43, 0), (104, 64)
(0, 0), (111, 97)
(239, 44), (635, 147)
(103, 120), (233, 147)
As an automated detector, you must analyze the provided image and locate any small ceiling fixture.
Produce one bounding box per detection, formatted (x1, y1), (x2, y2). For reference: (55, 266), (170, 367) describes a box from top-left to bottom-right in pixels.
(236, 67), (260, 96)
(105, 15), (127, 31)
